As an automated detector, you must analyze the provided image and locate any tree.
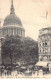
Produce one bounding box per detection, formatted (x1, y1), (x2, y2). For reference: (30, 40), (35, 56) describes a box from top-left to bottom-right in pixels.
(1, 36), (38, 66)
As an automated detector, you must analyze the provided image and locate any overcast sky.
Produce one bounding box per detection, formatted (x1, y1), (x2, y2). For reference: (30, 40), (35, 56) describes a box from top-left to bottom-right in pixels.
(0, 0), (51, 41)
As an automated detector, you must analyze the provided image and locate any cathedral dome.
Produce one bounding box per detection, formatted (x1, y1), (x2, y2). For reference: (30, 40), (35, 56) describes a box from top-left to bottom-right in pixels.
(3, 0), (22, 26)
(3, 14), (22, 26)
(1, 0), (25, 38)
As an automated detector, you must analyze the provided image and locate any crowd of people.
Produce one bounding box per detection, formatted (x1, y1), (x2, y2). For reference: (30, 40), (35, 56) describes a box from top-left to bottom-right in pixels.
(0, 65), (50, 77)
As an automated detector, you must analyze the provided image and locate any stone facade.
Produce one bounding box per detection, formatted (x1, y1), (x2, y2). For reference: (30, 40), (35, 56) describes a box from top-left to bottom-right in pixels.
(38, 27), (51, 61)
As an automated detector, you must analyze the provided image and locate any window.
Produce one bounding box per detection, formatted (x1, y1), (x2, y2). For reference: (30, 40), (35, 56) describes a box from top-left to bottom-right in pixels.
(43, 42), (47, 46)
(40, 49), (41, 52)
(43, 43), (44, 46)
(43, 49), (44, 52)
(39, 43), (41, 46)
(45, 42), (47, 46)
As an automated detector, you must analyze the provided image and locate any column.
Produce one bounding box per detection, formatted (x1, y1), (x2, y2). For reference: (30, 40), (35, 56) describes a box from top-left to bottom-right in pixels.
(17, 28), (18, 35)
(2, 29), (4, 36)
(15, 28), (17, 35)
(20, 29), (21, 36)
(14, 28), (16, 35)
(19, 28), (20, 36)
(8, 28), (9, 36)
(10, 28), (11, 35)
(21, 30), (23, 37)
(18, 28), (20, 36)
(5, 28), (7, 36)
(9, 28), (10, 35)
(17, 29), (19, 35)
(19, 29), (20, 36)
(21, 29), (22, 36)
(23, 31), (25, 37)
(16, 28), (17, 35)
(13, 28), (14, 35)
(11, 28), (13, 35)
(7, 28), (8, 35)
(20, 29), (22, 36)
(6, 28), (7, 36)
(22, 30), (25, 37)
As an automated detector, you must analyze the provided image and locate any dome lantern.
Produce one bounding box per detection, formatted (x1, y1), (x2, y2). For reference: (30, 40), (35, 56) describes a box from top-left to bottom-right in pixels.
(10, 0), (15, 14)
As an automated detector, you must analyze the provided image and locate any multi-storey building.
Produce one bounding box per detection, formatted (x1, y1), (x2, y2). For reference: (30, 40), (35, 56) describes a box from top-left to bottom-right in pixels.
(38, 27), (51, 61)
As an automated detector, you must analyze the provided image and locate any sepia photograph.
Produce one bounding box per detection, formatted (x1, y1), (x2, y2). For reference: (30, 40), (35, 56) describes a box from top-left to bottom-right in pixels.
(0, 0), (51, 79)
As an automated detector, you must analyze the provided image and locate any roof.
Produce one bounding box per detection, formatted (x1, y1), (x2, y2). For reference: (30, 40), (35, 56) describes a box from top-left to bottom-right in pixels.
(36, 61), (48, 67)
(3, 0), (22, 26)
(39, 27), (51, 31)
(3, 14), (22, 26)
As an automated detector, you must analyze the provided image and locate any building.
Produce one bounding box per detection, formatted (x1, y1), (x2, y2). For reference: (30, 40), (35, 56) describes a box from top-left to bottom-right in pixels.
(0, 0), (25, 38)
(36, 27), (51, 71)
(0, 0), (25, 65)
(38, 27), (51, 61)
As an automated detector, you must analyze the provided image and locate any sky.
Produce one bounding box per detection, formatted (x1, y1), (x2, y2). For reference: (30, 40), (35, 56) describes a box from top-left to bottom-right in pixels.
(0, 0), (51, 41)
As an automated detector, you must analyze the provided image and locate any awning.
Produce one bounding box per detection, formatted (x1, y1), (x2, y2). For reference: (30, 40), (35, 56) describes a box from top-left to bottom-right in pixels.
(20, 66), (26, 69)
(36, 61), (48, 67)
